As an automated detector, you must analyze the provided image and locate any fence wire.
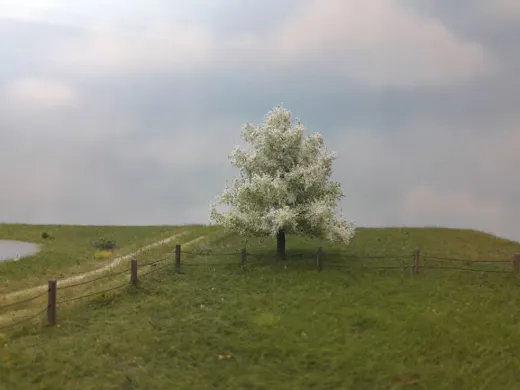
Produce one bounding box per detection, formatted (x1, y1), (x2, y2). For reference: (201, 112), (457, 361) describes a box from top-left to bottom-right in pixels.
(142, 253), (172, 267)
(361, 266), (407, 271)
(421, 265), (512, 274)
(182, 250), (242, 257)
(57, 282), (129, 305)
(325, 263), (408, 270)
(140, 262), (171, 277)
(0, 306), (48, 332)
(244, 251), (413, 260)
(58, 269), (131, 291)
(323, 252), (411, 259)
(182, 261), (241, 267)
(179, 248), (514, 270)
(0, 289), (48, 311)
(423, 255), (510, 264)
(57, 251), (172, 291)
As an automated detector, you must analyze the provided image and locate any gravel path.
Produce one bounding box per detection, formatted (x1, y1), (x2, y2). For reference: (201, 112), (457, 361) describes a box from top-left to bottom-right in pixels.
(1, 232), (207, 302)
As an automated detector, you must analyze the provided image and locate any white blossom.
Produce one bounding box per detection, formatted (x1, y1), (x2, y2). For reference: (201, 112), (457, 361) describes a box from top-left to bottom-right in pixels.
(209, 105), (356, 244)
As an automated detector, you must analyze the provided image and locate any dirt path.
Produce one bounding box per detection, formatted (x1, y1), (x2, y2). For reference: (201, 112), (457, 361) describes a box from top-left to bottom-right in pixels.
(1, 232), (207, 302)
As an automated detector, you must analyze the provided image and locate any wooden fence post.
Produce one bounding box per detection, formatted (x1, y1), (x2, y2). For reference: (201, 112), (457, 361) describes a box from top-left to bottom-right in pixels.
(47, 279), (57, 326)
(131, 257), (138, 286)
(241, 248), (247, 270)
(175, 244), (181, 272)
(316, 247), (323, 272)
(412, 249), (420, 274)
(513, 253), (520, 274)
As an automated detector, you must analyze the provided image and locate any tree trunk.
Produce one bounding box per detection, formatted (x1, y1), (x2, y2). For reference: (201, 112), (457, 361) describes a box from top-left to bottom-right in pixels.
(276, 229), (286, 261)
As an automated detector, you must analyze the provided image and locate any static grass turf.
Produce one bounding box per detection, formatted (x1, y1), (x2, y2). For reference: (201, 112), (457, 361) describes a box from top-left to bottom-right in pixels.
(2, 227), (520, 390)
(0, 224), (211, 292)
(0, 225), (224, 328)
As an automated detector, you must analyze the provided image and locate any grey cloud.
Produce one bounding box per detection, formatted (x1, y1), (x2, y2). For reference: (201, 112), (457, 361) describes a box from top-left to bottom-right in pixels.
(0, 19), (80, 83)
(36, 0), (495, 89)
(1, 0), (305, 35)
(332, 119), (520, 241)
(405, 0), (520, 66)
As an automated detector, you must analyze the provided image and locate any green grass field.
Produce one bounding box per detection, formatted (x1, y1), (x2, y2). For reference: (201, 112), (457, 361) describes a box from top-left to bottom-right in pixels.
(0, 224), (205, 293)
(1, 226), (520, 389)
(0, 224), (223, 329)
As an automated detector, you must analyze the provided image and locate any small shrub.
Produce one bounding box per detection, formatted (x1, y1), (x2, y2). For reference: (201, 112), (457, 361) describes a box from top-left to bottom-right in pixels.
(88, 291), (119, 308)
(94, 250), (113, 260)
(92, 238), (116, 251)
(41, 232), (49, 239)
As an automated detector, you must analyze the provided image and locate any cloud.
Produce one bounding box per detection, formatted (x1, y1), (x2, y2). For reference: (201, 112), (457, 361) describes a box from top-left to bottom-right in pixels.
(4, 77), (76, 107)
(51, 23), (213, 76)
(0, 100), (242, 225)
(476, 0), (520, 22)
(331, 118), (520, 240)
(119, 119), (242, 169)
(402, 186), (502, 230)
(47, 0), (495, 87)
(269, 0), (494, 87)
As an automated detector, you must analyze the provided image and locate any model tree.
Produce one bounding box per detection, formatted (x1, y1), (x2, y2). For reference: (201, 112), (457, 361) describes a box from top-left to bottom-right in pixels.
(210, 105), (355, 259)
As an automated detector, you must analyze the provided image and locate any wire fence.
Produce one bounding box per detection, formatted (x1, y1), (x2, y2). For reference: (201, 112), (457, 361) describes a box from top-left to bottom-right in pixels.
(54, 250), (177, 304)
(182, 250), (242, 257)
(320, 252), (411, 259)
(177, 251), (520, 282)
(0, 289), (48, 311)
(57, 282), (130, 305)
(422, 254), (511, 264)
(57, 268), (131, 291)
(1, 244), (519, 333)
(142, 255), (172, 268)
(140, 261), (171, 277)
(0, 306), (48, 332)
(181, 247), (520, 273)
(0, 250), (177, 331)
(419, 265), (512, 274)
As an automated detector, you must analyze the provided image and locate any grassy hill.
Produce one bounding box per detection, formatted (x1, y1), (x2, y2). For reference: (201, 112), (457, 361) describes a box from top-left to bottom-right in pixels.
(1, 226), (520, 389)
(0, 224), (211, 292)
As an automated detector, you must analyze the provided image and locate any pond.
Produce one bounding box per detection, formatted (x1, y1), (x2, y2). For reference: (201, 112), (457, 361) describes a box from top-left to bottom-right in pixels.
(0, 240), (40, 262)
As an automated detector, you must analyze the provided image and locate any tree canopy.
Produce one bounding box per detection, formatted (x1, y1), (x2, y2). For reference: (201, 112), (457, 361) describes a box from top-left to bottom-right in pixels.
(209, 105), (355, 250)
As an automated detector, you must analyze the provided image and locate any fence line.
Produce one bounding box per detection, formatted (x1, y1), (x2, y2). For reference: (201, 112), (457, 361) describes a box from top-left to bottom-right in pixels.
(1, 245), (519, 333)
(58, 268), (131, 291)
(142, 251), (175, 266)
(0, 306), (48, 332)
(0, 289), (48, 311)
(142, 255), (171, 267)
(179, 247), (520, 275)
(422, 255), (511, 264)
(322, 252), (411, 259)
(57, 282), (130, 305)
(55, 253), (176, 305)
(140, 262), (170, 277)
(182, 250), (242, 257)
(421, 266), (512, 274)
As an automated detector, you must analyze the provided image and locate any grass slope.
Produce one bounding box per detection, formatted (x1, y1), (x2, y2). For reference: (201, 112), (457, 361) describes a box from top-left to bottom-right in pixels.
(0, 225), (223, 328)
(2, 227), (520, 390)
(0, 224), (204, 292)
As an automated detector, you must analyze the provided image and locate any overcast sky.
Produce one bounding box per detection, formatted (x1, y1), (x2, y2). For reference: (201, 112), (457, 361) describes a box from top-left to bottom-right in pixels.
(1, 0), (519, 241)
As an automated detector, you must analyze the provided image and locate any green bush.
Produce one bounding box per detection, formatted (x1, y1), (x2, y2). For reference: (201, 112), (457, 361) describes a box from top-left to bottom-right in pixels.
(92, 238), (116, 251)
(41, 231), (53, 239)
